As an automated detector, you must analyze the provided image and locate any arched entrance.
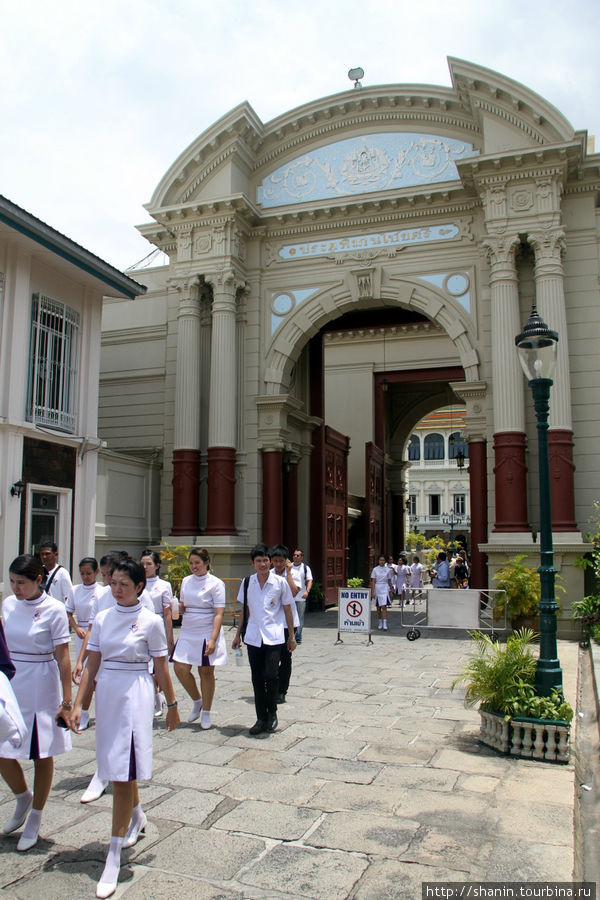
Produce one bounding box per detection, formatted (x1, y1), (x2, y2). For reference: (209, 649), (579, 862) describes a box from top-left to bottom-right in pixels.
(260, 280), (486, 603)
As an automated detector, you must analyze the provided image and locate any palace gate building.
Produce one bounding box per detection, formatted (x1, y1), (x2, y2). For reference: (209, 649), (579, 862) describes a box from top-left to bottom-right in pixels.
(98, 58), (600, 630)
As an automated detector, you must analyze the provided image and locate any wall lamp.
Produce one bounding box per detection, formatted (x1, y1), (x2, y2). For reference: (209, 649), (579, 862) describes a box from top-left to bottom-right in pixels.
(10, 480), (25, 498)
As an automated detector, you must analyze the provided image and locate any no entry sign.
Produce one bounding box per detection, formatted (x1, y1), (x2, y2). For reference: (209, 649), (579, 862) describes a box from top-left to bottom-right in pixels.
(338, 587), (371, 634)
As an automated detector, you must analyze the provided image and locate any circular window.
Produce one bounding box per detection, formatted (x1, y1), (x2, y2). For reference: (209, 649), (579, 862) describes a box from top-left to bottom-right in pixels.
(272, 293), (294, 316)
(444, 273), (469, 298)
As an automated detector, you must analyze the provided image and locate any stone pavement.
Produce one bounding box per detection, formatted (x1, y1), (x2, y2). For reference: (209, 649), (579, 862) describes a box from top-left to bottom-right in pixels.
(0, 607), (582, 899)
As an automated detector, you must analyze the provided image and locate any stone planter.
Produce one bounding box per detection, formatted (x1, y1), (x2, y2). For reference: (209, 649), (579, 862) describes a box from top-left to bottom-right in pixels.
(479, 709), (570, 763)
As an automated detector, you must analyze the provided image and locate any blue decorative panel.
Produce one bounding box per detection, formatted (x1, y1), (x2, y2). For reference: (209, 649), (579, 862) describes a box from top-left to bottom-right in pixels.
(418, 272), (471, 313)
(270, 287), (321, 335)
(258, 133), (478, 208)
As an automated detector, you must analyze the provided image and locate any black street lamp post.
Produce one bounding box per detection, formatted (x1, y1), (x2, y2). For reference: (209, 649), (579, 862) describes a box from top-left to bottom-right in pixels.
(515, 303), (563, 696)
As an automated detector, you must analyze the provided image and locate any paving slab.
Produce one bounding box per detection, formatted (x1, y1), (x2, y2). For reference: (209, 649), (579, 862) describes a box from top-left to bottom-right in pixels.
(239, 843), (369, 900)
(0, 622), (581, 898)
(213, 798), (321, 840)
(306, 810), (420, 856)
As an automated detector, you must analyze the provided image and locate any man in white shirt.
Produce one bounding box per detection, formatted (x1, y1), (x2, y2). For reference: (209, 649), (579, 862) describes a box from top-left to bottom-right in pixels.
(270, 545), (300, 704)
(290, 549), (313, 644)
(39, 542), (74, 607)
(232, 543), (296, 735)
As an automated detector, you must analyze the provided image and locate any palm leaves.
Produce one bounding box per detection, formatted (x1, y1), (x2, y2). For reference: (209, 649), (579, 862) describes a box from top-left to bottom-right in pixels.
(452, 629), (538, 714)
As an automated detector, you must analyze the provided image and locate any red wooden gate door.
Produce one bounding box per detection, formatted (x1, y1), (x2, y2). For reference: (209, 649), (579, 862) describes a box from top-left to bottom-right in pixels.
(310, 424), (349, 606)
(365, 441), (384, 580)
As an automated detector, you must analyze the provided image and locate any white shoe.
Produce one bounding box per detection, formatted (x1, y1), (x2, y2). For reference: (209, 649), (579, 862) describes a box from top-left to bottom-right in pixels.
(2, 793), (33, 835)
(154, 692), (164, 717)
(81, 774), (108, 804)
(17, 832), (38, 852)
(79, 710), (90, 730)
(96, 877), (118, 898)
(200, 711), (211, 730)
(187, 700), (202, 723)
(383, 621), (388, 630)
(123, 811), (147, 848)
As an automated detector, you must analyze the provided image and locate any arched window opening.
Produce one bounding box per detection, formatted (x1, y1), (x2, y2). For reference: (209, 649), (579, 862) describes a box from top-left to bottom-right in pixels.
(424, 433), (444, 460)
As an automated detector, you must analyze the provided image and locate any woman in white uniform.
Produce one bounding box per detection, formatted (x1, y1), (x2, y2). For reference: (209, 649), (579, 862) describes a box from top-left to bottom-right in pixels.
(370, 554), (393, 630)
(140, 549), (175, 716)
(0, 554), (73, 852)
(66, 557), (101, 729)
(173, 548), (227, 730)
(72, 558), (179, 899)
(395, 555), (411, 606)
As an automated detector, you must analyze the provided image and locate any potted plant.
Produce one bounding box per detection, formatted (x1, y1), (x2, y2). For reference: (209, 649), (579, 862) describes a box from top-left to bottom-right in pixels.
(452, 629), (573, 762)
(347, 577), (364, 588)
(492, 554), (565, 630)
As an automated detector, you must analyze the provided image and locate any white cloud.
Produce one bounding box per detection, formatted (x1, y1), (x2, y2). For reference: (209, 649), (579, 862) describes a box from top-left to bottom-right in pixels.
(1, 0), (598, 269)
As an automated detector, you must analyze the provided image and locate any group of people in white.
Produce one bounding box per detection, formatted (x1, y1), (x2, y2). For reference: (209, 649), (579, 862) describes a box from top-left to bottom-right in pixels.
(370, 548), (470, 629)
(0, 540), (313, 897)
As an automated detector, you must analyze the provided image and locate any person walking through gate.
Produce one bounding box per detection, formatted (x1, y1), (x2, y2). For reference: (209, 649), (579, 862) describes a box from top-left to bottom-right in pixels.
(270, 545), (300, 704)
(290, 549), (312, 644)
(370, 554), (393, 630)
(232, 544), (296, 735)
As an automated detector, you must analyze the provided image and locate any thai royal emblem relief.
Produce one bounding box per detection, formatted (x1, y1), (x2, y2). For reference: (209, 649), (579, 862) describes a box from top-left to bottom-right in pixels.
(257, 133), (478, 208)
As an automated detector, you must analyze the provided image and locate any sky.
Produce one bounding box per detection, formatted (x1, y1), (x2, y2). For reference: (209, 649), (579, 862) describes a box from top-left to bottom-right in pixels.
(1, 0), (598, 272)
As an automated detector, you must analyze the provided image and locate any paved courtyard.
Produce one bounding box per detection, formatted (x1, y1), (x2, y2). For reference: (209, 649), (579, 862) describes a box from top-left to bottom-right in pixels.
(0, 608), (580, 899)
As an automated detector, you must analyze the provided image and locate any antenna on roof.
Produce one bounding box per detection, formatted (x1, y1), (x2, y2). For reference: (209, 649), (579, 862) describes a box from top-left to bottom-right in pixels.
(348, 67), (364, 89)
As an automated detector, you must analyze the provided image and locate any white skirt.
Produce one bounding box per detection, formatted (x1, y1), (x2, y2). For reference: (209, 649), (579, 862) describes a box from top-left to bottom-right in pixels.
(173, 618), (227, 667)
(0, 658), (71, 760)
(374, 589), (390, 608)
(95, 664), (154, 782)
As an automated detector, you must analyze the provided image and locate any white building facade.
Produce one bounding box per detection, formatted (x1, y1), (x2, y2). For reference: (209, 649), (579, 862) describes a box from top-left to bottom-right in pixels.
(0, 196), (145, 594)
(97, 59), (600, 628)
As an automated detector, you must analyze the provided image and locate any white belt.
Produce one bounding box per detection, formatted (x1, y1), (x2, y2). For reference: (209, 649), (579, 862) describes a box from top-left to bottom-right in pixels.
(102, 660), (149, 672)
(11, 651), (54, 663)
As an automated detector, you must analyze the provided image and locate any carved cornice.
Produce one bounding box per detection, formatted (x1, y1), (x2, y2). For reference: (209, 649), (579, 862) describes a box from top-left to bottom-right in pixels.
(457, 141), (582, 191)
(254, 108), (480, 172)
(324, 322), (444, 343)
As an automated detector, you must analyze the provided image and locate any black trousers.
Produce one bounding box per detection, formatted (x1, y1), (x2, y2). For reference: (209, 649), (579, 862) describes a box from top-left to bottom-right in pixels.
(279, 627), (292, 696)
(247, 642), (283, 720)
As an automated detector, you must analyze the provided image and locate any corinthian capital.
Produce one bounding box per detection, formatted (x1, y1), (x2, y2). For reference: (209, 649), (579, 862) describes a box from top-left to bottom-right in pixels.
(529, 229), (566, 276)
(480, 234), (521, 281)
(203, 269), (247, 313)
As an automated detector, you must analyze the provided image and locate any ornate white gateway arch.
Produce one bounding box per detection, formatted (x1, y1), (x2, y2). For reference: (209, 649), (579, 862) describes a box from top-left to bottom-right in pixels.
(99, 58), (599, 628)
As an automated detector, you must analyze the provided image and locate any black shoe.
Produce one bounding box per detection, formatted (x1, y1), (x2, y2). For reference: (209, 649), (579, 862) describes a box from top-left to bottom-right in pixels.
(249, 719), (267, 735)
(266, 714), (278, 732)
(277, 693), (286, 703)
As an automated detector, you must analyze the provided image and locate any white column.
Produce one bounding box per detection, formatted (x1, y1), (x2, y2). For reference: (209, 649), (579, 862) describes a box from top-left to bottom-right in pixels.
(482, 235), (524, 433)
(173, 278), (201, 450)
(208, 271), (239, 449)
(529, 229), (572, 430)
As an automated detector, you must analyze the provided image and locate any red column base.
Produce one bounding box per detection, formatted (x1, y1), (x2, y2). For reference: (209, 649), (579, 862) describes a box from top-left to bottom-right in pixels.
(468, 440), (488, 589)
(549, 429), (578, 531)
(262, 450), (283, 549)
(492, 432), (529, 532)
(205, 447), (236, 535)
(171, 449), (200, 535)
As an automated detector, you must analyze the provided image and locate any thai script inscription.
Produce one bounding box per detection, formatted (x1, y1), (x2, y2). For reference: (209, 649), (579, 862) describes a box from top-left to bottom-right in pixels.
(279, 224), (458, 260)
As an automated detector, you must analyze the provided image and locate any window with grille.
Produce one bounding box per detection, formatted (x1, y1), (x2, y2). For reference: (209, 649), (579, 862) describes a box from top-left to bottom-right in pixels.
(424, 433), (445, 460)
(27, 294), (80, 433)
(454, 494), (466, 516)
(408, 434), (420, 460)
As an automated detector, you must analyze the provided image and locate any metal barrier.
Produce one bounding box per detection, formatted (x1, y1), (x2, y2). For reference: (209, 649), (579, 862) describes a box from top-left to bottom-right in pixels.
(400, 588), (507, 640)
